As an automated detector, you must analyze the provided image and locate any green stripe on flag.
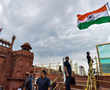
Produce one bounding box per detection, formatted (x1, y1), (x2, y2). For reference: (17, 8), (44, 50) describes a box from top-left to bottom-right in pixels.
(78, 16), (110, 30)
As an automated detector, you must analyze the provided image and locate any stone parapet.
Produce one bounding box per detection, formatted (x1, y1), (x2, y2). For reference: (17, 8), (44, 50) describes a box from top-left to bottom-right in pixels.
(13, 50), (34, 59)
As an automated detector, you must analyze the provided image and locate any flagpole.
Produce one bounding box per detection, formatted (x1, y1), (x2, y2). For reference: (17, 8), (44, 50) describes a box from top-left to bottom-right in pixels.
(105, 0), (110, 16)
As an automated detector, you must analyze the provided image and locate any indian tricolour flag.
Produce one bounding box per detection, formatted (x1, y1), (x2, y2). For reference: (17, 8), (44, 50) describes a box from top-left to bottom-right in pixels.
(77, 3), (110, 30)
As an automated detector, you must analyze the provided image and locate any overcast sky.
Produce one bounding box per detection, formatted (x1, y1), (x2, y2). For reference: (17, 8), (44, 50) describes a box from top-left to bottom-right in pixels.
(0, 0), (110, 69)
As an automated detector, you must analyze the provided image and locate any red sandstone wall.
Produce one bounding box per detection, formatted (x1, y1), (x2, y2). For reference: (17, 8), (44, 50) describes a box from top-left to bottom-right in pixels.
(0, 47), (13, 89)
(7, 50), (34, 90)
(0, 45), (34, 90)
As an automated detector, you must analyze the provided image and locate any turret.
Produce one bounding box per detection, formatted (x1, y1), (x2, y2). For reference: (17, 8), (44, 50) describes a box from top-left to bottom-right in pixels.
(21, 42), (32, 51)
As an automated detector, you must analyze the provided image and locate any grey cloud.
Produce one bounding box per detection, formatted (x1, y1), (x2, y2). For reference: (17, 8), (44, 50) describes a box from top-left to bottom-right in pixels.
(0, 0), (110, 66)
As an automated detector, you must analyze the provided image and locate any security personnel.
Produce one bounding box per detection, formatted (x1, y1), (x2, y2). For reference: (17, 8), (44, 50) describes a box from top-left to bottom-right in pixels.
(64, 56), (72, 90)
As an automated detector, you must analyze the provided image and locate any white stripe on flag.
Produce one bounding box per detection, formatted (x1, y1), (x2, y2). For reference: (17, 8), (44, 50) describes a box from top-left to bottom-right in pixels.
(78, 11), (108, 24)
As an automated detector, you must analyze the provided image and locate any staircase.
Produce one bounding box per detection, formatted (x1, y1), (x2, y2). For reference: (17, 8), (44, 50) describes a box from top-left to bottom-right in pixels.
(54, 81), (86, 90)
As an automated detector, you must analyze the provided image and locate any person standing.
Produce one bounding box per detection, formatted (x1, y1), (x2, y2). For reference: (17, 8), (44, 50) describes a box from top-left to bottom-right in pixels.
(86, 52), (93, 67)
(24, 72), (33, 90)
(86, 52), (91, 65)
(64, 56), (72, 90)
(36, 70), (50, 90)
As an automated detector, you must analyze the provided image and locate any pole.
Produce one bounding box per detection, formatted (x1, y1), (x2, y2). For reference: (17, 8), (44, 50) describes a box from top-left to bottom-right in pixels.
(106, 1), (110, 16)
(62, 58), (66, 82)
(96, 45), (102, 75)
(94, 56), (99, 75)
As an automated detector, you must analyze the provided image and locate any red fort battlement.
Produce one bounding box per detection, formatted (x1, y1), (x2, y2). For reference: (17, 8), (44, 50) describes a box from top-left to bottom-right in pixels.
(0, 36), (34, 90)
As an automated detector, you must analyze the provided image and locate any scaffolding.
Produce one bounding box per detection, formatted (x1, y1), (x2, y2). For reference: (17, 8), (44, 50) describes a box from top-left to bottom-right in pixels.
(85, 60), (97, 90)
